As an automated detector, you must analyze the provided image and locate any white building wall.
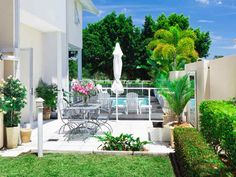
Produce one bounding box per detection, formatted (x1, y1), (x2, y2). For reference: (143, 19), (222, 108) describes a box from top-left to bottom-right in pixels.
(20, 0), (66, 32)
(20, 24), (44, 122)
(67, 0), (83, 48)
(209, 56), (236, 100)
(0, 61), (4, 79)
(20, 24), (43, 88)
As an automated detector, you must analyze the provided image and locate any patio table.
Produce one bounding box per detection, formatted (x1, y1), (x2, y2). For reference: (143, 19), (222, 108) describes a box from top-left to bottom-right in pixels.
(65, 103), (112, 140)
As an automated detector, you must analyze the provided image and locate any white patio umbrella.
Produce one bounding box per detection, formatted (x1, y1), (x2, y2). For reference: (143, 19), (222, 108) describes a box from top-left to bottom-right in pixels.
(111, 43), (124, 94)
(111, 43), (124, 121)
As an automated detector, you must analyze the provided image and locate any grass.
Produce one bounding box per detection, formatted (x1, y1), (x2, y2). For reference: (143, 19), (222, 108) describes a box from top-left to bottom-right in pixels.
(0, 153), (174, 177)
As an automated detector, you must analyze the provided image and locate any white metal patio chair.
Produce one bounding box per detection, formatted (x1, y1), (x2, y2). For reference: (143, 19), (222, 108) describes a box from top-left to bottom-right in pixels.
(57, 99), (84, 134)
(126, 92), (140, 115)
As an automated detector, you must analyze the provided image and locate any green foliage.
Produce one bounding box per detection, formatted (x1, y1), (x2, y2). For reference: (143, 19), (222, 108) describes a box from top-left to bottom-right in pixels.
(144, 13), (211, 79)
(199, 101), (236, 170)
(35, 80), (57, 109)
(156, 13), (189, 31)
(148, 26), (198, 72)
(194, 28), (211, 58)
(83, 12), (211, 81)
(69, 60), (78, 81)
(94, 80), (153, 88)
(0, 154), (175, 177)
(83, 12), (149, 80)
(174, 128), (231, 177)
(159, 75), (194, 123)
(96, 132), (149, 151)
(0, 76), (27, 127)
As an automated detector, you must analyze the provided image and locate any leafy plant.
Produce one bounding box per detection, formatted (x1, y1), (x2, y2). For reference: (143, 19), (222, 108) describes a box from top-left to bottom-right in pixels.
(174, 128), (231, 177)
(148, 26), (198, 71)
(200, 100), (236, 170)
(35, 80), (57, 109)
(159, 74), (194, 123)
(96, 132), (149, 151)
(0, 76), (27, 127)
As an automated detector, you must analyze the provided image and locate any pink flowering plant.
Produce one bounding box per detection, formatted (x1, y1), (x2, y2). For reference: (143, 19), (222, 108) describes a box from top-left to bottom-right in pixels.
(71, 79), (97, 104)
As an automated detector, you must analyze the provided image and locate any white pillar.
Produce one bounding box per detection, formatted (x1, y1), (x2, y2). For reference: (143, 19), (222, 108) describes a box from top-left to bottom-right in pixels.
(148, 88), (151, 121)
(77, 48), (82, 80)
(36, 98), (44, 157)
(116, 92), (118, 121)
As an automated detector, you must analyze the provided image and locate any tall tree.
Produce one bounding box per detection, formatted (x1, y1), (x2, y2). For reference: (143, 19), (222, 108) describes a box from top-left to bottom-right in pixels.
(83, 12), (144, 79)
(194, 28), (211, 58)
(148, 26), (198, 72)
(156, 13), (189, 31)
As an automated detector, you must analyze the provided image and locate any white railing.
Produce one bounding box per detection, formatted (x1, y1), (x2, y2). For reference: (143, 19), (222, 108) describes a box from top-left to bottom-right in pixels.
(102, 87), (159, 121)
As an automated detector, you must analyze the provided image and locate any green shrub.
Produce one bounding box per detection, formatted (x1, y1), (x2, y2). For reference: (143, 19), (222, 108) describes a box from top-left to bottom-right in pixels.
(174, 128), (230, 177)
(35, 80), (58, 110)
(199, 101), (236, 169)
(96, 132), (149, 151)
(0, 76), (27, 127)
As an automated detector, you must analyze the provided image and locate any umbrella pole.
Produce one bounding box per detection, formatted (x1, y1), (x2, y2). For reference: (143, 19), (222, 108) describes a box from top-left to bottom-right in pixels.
(116, 92), (118, 121)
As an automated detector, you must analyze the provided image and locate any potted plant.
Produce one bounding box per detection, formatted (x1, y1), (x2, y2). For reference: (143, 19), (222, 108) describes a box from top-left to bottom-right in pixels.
(159, 75), (194, 146)
(0, 86), (8, 149)
(36, 80), (57, 120)
(0, 76), (27, 149)
(71, 79), (97, 106)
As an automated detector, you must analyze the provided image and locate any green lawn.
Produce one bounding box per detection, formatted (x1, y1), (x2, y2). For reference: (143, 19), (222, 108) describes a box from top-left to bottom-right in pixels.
(0, 154), (175, 177)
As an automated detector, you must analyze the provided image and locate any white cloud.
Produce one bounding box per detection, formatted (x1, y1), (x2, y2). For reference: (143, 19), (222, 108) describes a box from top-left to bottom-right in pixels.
(218, 38), (236, 49)
(196, 0), (210, 4)
(198, 19), (214, 23)
(98, 10), (105, 17)
(121, 8), (128, 14)
(217, 1), (222, 5)
(220, 45), (236, 49)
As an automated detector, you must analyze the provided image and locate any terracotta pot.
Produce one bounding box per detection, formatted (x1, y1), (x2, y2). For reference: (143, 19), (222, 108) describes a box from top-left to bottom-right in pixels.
(0, 113), (3, 149)
(20, 128), (32, 143)
(43, 107), (51, 120)
(163, 113), (176, 125)
(6, 126), (19, 149)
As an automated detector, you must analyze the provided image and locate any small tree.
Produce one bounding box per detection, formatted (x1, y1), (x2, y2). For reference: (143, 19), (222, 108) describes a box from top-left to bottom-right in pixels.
(159, 75), (194, 124)
(148, 26), (198, 71)
(0, 76), (27, 127)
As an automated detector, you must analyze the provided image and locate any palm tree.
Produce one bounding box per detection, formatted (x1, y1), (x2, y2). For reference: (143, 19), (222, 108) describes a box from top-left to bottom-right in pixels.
(159, 75), (194, 124)
(148, 26), (198, 70)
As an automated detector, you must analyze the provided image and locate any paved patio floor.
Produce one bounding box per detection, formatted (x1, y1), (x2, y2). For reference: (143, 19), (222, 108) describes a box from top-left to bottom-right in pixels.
(0, 119), (174, 157)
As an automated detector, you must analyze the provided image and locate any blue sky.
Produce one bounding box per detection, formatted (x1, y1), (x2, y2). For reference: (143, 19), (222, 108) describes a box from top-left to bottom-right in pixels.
(84, 0), (236, 59)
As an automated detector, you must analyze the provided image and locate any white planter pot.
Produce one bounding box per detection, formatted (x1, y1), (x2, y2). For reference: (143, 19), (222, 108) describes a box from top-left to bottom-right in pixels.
(0, 113), (3, 149)
(6, 126), (19, 149)
(148, 126), (171, 142)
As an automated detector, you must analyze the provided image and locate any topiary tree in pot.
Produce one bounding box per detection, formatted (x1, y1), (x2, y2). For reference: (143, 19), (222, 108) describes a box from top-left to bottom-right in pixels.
(35, 80), (57, 120)
(0, 76), (27, 149)
(159, 74), (194, 124)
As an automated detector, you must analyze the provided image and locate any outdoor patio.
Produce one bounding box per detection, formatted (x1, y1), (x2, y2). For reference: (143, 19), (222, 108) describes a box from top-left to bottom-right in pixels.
(0, 119), (173, 157)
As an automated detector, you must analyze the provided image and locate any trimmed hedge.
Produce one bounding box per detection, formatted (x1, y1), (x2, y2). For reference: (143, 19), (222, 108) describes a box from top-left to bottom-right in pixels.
(200, 101), (236, 169)
(174, 128), (229, 177)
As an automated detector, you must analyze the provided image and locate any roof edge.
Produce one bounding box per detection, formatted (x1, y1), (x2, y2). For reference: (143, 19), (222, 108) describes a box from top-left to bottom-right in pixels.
(79, 0), (99, 15)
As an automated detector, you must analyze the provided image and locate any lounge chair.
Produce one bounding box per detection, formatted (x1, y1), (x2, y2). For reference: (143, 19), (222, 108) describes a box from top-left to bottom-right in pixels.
(126, 92), (140, 115)
(97, 92), (113, 114)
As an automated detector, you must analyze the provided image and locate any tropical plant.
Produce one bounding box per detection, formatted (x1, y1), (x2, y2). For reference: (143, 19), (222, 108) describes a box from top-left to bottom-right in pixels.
(148, 26), (198, 71)
(0, 76), (27, 127)
(69, 59), (78, 81)
(159, 75), (194, 124)
(35, 80), (57, 110)
(96, 132), (149, 151)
